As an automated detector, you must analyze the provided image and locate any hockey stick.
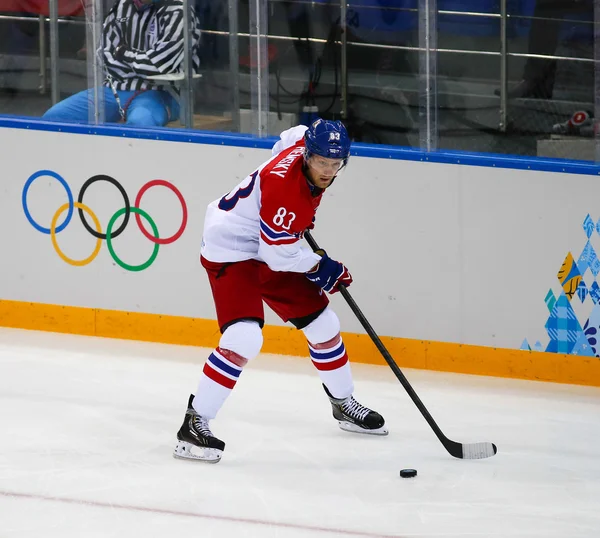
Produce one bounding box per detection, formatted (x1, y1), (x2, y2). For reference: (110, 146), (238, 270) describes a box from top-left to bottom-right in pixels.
(304, 231), (497, 460)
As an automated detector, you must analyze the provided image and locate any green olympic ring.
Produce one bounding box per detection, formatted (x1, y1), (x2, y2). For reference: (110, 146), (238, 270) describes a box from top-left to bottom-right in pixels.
(106, 207), (159, 272)
(23, 172), (188, 272)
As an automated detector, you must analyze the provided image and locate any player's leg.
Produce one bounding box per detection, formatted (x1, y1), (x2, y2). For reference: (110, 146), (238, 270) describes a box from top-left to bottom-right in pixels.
(299, 307), (387, 435)
(261, 269), (387, 435)
(42, 89), (90, 122)
(174, 258), (265, 463)
(42, 87), (122, 123)
(125, 90), (173, 127)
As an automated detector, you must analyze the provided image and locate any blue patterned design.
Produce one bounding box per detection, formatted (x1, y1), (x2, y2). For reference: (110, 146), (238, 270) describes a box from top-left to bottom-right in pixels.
(577, 241), (595, 275)
(577, 280), (588, 302)
(590, 282), (600, 305)
(582, 305), (600, 356)
(591, 256), (600, 277)
(524, 215), (600, 358)
(583, 214), (595, 238)
(572, 331), (596, 357)
(583, 320), (597, 354)
(544, 290), (556, 312)
(544, 293), (582, 354)
(520, 338), (531, 351)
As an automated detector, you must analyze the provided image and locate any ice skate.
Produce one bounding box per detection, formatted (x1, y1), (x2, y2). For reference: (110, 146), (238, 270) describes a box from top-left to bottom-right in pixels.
(323, 384), (388, 435)
(173, 394), (225, 463)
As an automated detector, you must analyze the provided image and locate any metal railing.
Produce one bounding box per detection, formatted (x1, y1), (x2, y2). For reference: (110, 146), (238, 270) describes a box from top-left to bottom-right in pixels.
(1, 0), (594, 135)
(201, 0), (593, 122)
(0, 13), (85, 96)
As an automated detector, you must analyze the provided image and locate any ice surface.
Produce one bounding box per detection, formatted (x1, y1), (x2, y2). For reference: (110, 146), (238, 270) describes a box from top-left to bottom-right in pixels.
(1, 327), (599, 537)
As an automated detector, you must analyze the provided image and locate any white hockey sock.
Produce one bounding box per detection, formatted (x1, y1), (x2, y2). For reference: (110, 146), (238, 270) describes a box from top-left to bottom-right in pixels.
(308, 334), (354, 399)
(192, 347), (248, 420)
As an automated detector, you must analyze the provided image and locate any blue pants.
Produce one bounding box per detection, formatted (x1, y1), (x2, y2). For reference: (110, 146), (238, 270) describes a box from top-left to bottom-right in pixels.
(42, 86), (180, 127)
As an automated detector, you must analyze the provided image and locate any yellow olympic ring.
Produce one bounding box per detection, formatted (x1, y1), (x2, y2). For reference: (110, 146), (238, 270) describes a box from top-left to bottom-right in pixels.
(50, 202), (102, 267)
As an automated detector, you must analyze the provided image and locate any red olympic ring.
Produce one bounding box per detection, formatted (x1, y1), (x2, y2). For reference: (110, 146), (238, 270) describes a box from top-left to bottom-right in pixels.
(134, 179), (188, 245)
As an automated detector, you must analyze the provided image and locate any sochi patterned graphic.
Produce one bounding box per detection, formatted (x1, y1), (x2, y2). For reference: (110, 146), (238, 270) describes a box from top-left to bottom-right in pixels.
(522, 214), (600, 356)
(22, 170), (187, 272)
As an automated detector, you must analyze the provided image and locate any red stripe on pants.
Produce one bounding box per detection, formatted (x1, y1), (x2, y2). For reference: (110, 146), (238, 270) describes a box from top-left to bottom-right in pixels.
(203, 362), (237, 389)
(311, 354), (348, 372)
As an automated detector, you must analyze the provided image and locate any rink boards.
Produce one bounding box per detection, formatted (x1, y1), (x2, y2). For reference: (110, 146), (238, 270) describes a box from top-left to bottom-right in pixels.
(1, 119), (599, 387)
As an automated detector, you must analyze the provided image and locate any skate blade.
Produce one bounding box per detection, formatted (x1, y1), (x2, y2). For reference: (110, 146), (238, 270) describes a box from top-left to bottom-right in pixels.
(337, 420), (389, 436)
(173, 440), (223, 463)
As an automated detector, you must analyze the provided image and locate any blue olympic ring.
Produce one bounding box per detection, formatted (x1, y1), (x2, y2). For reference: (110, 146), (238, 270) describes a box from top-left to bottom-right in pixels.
(22, 170), (74, 234)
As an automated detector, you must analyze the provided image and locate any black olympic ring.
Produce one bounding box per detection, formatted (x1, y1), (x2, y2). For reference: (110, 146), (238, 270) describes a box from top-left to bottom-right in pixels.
(78, 174), (131, 240)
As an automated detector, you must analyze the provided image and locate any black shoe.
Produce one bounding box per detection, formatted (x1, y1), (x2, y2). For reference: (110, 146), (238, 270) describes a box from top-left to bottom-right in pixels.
(323, 384), (388, 435)
(173, 394), (225, 463)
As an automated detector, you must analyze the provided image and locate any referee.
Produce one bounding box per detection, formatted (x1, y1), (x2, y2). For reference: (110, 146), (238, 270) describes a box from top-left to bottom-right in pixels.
(43, 0), (201, 127)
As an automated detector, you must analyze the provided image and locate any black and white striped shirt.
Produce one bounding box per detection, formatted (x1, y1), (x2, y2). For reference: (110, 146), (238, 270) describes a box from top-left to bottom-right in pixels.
(102, 0), (201, 91)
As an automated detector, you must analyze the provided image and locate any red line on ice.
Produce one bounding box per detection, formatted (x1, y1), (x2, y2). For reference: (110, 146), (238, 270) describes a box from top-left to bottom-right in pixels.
(0, 489), (405, 538)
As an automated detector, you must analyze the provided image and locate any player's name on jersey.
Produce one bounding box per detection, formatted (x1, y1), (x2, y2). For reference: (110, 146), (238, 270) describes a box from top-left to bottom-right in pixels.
(270, 147), (305, 178)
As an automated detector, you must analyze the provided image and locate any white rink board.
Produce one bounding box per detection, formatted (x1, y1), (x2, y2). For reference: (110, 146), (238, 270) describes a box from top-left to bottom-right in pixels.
(0, 126), (596, 349)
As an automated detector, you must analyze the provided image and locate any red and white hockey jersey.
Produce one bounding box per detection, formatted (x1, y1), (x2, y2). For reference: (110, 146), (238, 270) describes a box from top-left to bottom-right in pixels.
(200, 126), (322, 273)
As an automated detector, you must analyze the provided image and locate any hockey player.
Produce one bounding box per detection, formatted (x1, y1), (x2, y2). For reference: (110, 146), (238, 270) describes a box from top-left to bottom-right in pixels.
(174, 118), (387, 463)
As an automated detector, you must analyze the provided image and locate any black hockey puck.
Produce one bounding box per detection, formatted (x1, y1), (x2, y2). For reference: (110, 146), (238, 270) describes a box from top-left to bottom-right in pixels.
(400, 469), (417, 478)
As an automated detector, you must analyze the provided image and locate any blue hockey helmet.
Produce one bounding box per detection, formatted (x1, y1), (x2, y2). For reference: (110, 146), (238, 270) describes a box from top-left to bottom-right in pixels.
(304, 119), (351, 162)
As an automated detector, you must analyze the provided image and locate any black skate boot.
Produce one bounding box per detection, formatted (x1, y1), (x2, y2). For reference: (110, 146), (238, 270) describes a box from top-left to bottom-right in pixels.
(323, 384), (388, 435)
(173, 394), (225, 463)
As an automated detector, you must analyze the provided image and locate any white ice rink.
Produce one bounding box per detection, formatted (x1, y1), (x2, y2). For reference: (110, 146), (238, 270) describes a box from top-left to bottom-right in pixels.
(1, 327), (599, 538)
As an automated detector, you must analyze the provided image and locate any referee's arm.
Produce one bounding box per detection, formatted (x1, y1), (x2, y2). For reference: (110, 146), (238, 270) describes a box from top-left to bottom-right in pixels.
(102, 10), (125, 67)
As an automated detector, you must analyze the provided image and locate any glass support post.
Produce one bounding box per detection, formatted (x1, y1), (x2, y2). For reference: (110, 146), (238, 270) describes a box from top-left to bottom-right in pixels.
(85, 0), (105, 124)
(249, 0), (269, 136)
(595, 0), (600, 161)
(419, 0), (438, 151)
(340, 0), (348, 120)
(499, 0), (508, 132)
(49, 0), (59, 105)
(229, 0), (240, 132)
(181, 0), (194, 128)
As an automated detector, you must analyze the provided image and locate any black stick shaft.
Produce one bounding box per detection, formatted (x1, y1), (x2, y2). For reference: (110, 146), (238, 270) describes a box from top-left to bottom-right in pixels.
(304, 230), (453, 450)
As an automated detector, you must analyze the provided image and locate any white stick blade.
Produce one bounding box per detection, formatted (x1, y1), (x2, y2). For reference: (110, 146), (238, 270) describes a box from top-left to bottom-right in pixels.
(461, 442), (497, 459)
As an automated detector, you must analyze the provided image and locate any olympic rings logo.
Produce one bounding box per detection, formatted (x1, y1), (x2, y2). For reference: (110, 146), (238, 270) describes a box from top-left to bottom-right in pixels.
(22, 170), (188, 272)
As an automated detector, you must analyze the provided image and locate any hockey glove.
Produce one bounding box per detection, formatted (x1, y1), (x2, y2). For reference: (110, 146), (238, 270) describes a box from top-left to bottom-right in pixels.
(305, 250), (353, 294)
